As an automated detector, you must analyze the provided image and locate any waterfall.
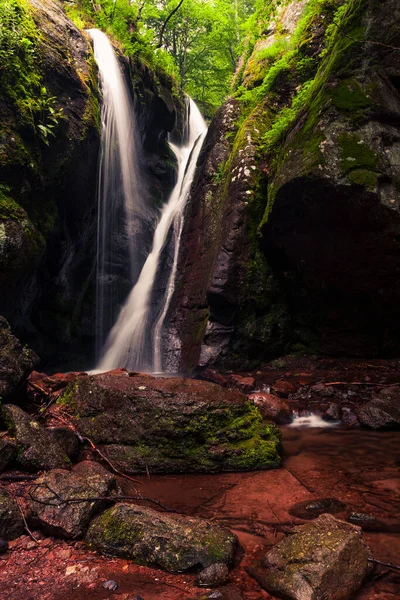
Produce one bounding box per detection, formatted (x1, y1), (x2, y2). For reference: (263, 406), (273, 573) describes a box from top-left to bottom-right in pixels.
(88, 29), (150, 360)
(97, 99), (207, 373)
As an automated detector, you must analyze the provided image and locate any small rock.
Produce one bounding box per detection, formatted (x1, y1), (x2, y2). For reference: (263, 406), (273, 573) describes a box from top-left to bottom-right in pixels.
(323, 402), (341, 421)
(272, 380), (298, 397)
(348, 512), (400, 533)
(250, 514), (369, 600)
(289, 497), (346, 520)
(0, 436), (18, 472)
(341, 407), (358, 426)
(230, 375), (255, 392)
(310, 383), (336, 398)
(132, 596), (144, 600)
(103, 580), (118, 591)
(197, 563), (229, 587)
(0, 539), (9, 554)
(0, 317), (39, 398)
(248, 392), (292, 424)
(208, 593), (223, 599)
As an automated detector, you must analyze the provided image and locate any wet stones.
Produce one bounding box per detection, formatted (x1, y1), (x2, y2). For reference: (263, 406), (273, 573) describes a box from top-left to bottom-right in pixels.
(29, 461), (116, 539)
(248, 392), (292, 424)
(250, 514), (369, 600)
(2, 404), (69, 471)
(86, 503), (237, 572)
(357, 393), (400, 429)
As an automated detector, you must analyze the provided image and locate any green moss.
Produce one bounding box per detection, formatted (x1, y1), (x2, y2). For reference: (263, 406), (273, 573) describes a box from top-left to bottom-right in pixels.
(57, 382), (80, 416)
(331, 78), (372, 110)
(347, 168), (379, 189)
(339, 133), (378, 174)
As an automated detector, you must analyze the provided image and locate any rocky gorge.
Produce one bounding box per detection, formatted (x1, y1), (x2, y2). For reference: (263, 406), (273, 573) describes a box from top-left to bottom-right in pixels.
(0, 0), (399, 599)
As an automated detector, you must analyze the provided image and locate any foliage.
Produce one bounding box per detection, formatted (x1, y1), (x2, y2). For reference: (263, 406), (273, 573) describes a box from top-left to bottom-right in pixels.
(0, 0), (64, 144)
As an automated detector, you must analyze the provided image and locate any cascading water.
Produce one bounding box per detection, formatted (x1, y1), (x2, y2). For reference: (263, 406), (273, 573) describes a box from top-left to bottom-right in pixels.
(97, 99), (207, 373)
(88, 29), (150, 359)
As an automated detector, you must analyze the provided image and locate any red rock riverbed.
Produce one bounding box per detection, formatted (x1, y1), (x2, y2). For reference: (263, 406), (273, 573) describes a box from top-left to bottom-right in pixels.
(1, 426), (399, 600)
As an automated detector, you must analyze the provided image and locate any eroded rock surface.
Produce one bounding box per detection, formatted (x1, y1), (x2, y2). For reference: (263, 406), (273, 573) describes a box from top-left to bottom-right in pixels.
(251, 513), (369, 600)
(0, 490), (24, 540)
(58, 372), (282, 473)
(86, 503), (237, 572)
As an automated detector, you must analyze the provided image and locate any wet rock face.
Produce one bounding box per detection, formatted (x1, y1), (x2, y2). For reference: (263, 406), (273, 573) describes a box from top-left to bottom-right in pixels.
(0, 490), (24, 540)
(86, 503), (237, 572)
(29, 461), (116, 539)
(58, 372), (282, 473)
(0, 317), (39, 398)
(2, 404), (69, 471)
(251, 514), (369, 600)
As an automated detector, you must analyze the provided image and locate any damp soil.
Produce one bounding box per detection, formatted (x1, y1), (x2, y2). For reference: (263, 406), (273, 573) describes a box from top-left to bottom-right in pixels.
(1, 425), (399, 600)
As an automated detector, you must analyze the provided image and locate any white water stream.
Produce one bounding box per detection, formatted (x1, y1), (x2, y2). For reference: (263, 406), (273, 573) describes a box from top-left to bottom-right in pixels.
(88, 29), (149, 359)
(96, 99), (207, 372)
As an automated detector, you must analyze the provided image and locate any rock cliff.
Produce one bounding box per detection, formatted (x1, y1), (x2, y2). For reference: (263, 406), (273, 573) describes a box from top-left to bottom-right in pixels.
(167, 0), (400, 370)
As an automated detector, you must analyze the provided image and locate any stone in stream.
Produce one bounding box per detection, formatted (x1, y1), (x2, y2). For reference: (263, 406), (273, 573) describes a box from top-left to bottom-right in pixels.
(29, 461), (116, 539)
(348, 512), (400, 533)
(1, 404), (70, 471)
(85, 503), (237, 572)
(248, 392), (292, 424)
(0, 317), (39, 399)
(250, 514), (369, 600)
(0, 490), (24, 540)
(58, 373), (282, 473)
(288, 497), (346, 520)
(357, 391), (400, 429)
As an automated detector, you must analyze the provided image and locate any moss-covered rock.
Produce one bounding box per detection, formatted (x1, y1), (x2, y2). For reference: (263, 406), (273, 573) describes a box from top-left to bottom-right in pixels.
(0, 316), (39, 399)
(2, 404), (69, 471)
(58, 372), (282, 473)
(250, 514), (369, 600)
(86, 503), (237, 572)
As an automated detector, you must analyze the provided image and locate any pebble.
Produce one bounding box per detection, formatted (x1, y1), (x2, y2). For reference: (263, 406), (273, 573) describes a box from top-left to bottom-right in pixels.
(103, 579), (118, 591)
(0, 539), (9, 554)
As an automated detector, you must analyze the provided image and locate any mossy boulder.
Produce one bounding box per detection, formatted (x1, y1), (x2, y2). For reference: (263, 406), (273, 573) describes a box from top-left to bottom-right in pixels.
(0, 316), (39, 398)
(29, 461), (116, 538)
(2, 404), (69, 471)
(0, 490), (24, 540)
(58, 372), (282, 474)
(250, 514), (369, 600)
(86, 503), (237, 572)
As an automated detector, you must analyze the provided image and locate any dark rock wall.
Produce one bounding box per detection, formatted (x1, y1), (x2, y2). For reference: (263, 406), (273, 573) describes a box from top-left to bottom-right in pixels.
(167, 0), (400, 371)
(0, 0), (184, 370)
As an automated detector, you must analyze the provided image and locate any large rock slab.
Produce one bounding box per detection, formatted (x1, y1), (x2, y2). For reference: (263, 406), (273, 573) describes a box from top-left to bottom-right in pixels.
(86, 503), (237, 572)
(250, 513), (369, 600)
(0, 490), (24, 540)
(58, 373), (282, 473)
(29, 461), (116, 539)
(0, 317), (39, 398)
(2, 404), (69, 471)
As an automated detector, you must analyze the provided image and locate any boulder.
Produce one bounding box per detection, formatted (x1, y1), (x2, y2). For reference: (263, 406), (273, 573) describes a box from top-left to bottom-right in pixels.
(248, 392), (292, 424)
(47, 427), (80, 459)
(250, 514), (369, 600)
(357, 393), (400, 429)
(86, 503), (237, 572)
(2, 404), (69, 471)
(0, 317), (39, 398)
(29, 461), (116, 539)
(58, 373), (282, 474)
(0, 490), (24, 540)
(0, 436), (18, 472)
